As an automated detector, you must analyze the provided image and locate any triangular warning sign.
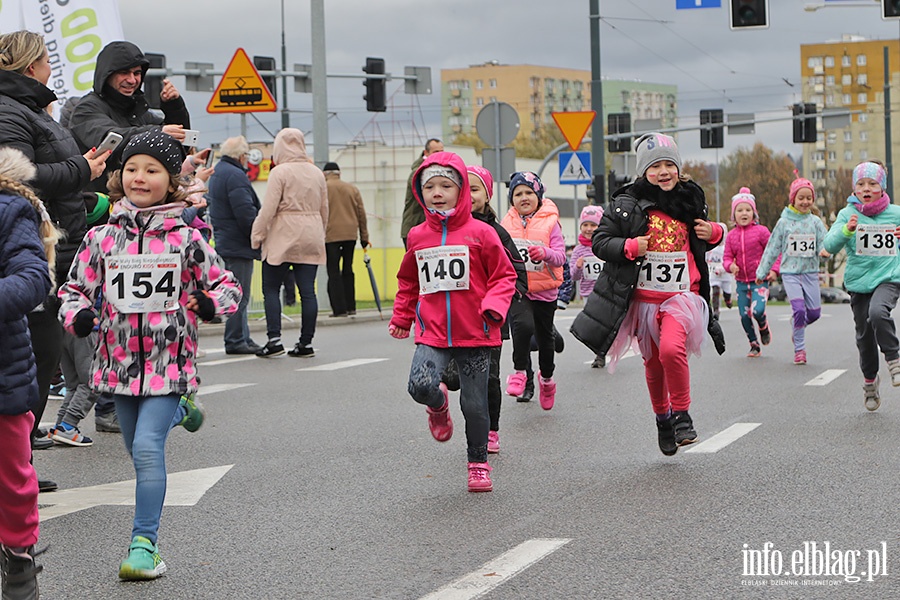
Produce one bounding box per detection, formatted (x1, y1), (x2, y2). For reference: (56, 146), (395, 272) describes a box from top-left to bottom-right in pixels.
(552, 111), (596, 151)
(207, 48), (277, 114)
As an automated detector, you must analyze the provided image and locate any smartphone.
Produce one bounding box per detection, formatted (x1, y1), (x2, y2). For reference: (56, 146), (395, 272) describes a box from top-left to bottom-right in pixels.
(203, 148), (215, 169)
(93, 132), (123, 158)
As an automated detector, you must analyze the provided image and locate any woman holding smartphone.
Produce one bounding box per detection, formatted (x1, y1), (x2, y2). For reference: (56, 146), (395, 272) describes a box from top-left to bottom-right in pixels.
(0, 30), (109, 487)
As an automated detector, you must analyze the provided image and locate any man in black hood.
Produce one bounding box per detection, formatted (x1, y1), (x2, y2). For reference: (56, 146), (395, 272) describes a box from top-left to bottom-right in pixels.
(67, 41), (191, 192)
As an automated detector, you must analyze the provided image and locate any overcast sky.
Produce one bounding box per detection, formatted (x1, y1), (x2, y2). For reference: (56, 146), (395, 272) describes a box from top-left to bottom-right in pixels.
(119, 0), (900, 163)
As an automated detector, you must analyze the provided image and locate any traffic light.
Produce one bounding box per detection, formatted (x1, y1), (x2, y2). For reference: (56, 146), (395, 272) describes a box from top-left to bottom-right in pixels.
(143, 53), (165, 109)
(883, 0), (900, 19)
(793, 103), (817, 143)
(253, 56), (277, 103)
(700, 109), (724, 149)
(729, 0), (769, 29)
(607, 113), (631, 153)
(607, 170), (629, 202)
(363, 57), (386, 112)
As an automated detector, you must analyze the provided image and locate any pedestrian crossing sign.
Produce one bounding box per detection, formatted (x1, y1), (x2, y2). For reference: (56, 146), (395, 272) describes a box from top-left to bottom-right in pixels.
(559, 151), (592, 185)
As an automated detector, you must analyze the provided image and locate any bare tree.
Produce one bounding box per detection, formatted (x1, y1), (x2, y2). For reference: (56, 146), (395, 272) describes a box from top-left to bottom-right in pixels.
(818, 167), (853, 286)
(718, 142), (797, 230)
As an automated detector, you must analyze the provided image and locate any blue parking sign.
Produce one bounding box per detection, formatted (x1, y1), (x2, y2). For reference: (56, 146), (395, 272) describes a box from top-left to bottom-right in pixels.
(676, 0), (721, 8)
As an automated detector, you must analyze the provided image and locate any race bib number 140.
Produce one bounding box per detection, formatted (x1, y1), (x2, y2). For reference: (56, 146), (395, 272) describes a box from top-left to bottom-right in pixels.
(416, 245), (471, 295)
(106, 254), (181, 313)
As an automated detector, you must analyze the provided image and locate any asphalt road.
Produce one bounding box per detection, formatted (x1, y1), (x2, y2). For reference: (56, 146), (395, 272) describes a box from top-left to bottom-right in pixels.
(32, 303), (900, 599)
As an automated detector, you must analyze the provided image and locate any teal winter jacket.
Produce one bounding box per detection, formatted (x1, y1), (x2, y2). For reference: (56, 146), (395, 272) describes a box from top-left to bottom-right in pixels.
(823, 202), (900, 293)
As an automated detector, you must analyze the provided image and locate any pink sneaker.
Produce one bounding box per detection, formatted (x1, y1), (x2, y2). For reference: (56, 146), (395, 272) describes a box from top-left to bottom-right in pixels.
(426, 383), (453, 442)
(505, 371), (527, 397)
(794, 350), (807, 365)
(467, 462), (493, 492)
(538, 374), (556, 410)
(487, 431), (500, 454)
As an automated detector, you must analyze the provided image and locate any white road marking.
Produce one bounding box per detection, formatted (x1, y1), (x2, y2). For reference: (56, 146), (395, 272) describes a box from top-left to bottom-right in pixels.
(583, 349), (636, 365)
(805, 369), (847, 386)
(199, 383), (256, 395)
(419, 538), (572, 600)
(201, 348), (225, 355)
(297, 358), (389, 371)
(555, 315), (576, 324)
(684, 423), (761, 454)
(202, 355), (259, 366)
(39, 465), (233, 521)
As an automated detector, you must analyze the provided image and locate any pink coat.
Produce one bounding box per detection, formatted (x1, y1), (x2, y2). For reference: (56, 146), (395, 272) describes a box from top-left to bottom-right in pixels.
(723, 223), (779, 282)
(391, 152), (517, 348)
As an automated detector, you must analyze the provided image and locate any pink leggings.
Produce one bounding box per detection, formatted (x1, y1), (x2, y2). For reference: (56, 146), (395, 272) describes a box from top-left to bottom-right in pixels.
(643, 312), (691, 415)
(0, 412), (39, 548)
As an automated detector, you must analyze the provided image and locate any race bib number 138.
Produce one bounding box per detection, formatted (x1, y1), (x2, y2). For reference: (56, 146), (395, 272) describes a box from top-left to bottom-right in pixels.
(106, 254), (181, 313)
(856, 224), (897, 257)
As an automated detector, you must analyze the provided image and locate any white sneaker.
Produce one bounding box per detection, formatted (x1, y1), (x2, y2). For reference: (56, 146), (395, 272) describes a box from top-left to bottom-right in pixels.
(888, 359), (900, 387)
(863, 376), (881, 412)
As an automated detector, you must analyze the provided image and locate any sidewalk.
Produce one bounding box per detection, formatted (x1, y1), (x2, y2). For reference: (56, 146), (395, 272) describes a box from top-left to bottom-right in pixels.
(198, 307), (389, 338)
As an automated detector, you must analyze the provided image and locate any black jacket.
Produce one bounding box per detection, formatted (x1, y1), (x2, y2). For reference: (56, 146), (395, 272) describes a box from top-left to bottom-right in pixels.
(571, 179), (725, 357)
(67, 41), (190, 192)
(207, 156), (261, 260)
(472, 207), (528, 298)
(0, 69), (91, 286)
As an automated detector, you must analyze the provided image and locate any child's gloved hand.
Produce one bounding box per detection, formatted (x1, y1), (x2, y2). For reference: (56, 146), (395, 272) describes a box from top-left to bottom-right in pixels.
(388, 324), (410, 339)
(73, 308), (98, 338)
(187, 290), (216, 321)
(707, 315), (726, 355)
(527, 246), (546, 262)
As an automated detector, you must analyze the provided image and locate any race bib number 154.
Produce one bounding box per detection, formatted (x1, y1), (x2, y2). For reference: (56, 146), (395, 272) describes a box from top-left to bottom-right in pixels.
(106, 254), (181, 313)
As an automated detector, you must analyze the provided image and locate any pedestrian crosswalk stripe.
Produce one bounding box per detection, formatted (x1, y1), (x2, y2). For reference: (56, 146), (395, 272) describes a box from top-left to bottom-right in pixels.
(202, 355), (258, 366)
(419, 538), (572, 600)
(297, 358), (389, 372)
(805, 369), (846, 386)
(684, 422), (760, 454)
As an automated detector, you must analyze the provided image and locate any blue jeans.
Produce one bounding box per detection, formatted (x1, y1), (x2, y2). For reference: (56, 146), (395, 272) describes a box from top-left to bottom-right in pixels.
(407, 344), (491, 463)
(114, 394), (182, 544)
(736, 280), (769, 344)
(262, 262), (318, 345)
(223, 257), (255, 350)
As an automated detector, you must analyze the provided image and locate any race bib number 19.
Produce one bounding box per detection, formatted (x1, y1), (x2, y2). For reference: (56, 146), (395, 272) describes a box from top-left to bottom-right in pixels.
(106, 254), (181, 313)
(638, 251), (688, 293)
(416, 245), (470, 295)
(582, 256), (604, 281)
(856, 224), (897, 257)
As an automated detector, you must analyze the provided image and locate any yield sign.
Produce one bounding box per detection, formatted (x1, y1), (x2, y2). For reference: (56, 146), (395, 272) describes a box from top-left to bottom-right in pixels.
(207, 48), (277, 114)
(551, 111), (596, 151)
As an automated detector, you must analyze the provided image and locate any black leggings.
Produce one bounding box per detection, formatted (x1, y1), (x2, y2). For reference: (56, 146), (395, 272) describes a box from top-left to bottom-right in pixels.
(27, 301), (64, 438)
(509, 296), (557, 378)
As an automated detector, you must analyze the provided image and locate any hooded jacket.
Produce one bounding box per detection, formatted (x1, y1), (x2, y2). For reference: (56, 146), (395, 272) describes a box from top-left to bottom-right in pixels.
(0, 68), (92, 288)
(0, 148), (52, 415)
(68, 41), (190, 193)
(723, 222), (777, 283)
(390, 152), (517, 348)
(251, 128), (328, 265)
(58, 200), (241, 397)
(756, 206), (827, 279)
(570, 179), (725, 357)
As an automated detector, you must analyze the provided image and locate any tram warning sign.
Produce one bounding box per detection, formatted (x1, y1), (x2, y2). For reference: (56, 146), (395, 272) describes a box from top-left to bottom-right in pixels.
(207, 48), (277, 114)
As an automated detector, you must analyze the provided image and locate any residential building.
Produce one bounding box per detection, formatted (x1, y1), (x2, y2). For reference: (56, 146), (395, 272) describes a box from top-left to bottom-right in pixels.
(440, 62), (677, 142)
(800, 35), (899, 186)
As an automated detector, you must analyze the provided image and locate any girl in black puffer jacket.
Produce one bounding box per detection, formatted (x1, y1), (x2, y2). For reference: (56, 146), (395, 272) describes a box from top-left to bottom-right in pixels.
(571, 133), (725, 457)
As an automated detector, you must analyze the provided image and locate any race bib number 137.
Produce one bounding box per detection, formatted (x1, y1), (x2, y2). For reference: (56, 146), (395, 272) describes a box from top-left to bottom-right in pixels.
(106, 254), (181, 313)
(638, 251), (688, 293)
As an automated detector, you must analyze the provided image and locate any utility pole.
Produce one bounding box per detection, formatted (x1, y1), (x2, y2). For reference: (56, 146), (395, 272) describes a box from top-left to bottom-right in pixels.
(280, 0), (289, 129)
(589, 0), (606, 204)
(311, 0), (328, 165)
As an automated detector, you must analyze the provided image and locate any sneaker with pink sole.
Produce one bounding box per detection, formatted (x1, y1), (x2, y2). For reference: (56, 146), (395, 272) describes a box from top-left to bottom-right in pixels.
(426, 383), (453, 442)
(467, 462), (493, 492)
(538, 374), (556, 410)
(794, 350), (807, 365)
(487, 431), (500, 454)
(505, 371), (527, 397)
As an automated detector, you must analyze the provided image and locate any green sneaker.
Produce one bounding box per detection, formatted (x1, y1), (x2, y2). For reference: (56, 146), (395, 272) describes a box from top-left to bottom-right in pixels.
(118, 536), (166, 580)
(178, 393), (205, 432)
